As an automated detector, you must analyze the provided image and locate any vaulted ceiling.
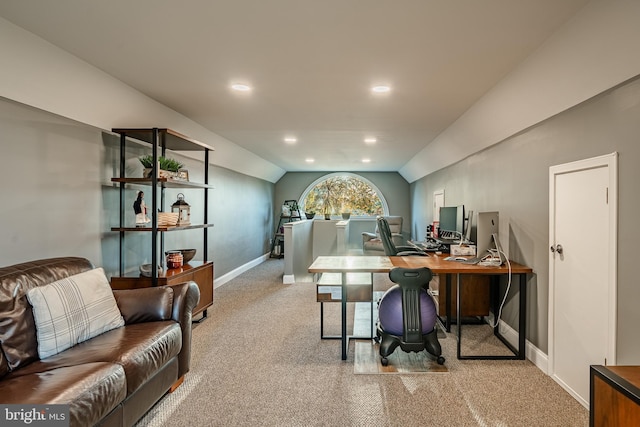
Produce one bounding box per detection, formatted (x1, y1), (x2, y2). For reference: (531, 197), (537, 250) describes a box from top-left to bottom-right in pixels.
(0, 0), (590, 174)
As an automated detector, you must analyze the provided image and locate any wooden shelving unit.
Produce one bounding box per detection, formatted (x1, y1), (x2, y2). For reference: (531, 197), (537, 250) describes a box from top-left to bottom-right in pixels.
(109, 128), (215, 320)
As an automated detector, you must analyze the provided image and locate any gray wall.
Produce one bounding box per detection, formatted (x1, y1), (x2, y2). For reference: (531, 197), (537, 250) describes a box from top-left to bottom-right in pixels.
(409, 75), (640, 363)
(0, 97), (274, 280)
(275, 172), (411, 249)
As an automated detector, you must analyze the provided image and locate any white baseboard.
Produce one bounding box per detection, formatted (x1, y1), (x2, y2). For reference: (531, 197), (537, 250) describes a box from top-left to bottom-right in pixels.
(283, 274), (295, 284)
(495, 318), (548, 373)
(214, 253), (270, 288)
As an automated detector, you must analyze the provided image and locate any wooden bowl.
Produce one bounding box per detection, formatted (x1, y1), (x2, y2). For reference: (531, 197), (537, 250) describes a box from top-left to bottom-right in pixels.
(179, 249), (196, 263)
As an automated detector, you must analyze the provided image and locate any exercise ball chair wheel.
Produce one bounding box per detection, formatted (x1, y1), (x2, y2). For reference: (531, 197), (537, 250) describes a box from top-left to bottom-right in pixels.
(437, 356), (445, 365)
(381, 357), (389, 367)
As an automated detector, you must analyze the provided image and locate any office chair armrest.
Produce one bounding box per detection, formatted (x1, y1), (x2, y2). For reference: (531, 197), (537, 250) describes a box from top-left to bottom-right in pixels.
(395, 246), (429, 256)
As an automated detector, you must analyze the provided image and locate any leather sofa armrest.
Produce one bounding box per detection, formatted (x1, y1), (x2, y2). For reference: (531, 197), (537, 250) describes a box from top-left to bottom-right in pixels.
(113, 282), (199, 379)
(113, 287), (174, 324)
(166, 281), (200, 378)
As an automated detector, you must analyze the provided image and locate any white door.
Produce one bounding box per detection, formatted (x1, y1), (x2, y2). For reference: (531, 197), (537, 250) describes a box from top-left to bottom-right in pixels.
(548, 153), (617, 408)
(433, 189), (444, 221)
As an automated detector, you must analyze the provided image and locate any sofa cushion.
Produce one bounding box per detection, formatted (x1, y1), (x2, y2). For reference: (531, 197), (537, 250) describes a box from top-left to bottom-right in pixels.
(9, 322), (182, 396)
(27, 268), (125, 359)
(0, 257), (94, 370)
(0, 362), (126, 427)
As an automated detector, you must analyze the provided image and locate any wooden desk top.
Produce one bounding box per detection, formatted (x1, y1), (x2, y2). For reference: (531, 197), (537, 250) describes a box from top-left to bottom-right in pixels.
(309, 255), (532, 275)
(390, 255), (533, 274)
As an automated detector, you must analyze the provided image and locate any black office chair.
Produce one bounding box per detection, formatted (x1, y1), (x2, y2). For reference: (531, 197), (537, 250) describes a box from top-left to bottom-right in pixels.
(376, 267), (445, 366)
(377, 216), (428, 256)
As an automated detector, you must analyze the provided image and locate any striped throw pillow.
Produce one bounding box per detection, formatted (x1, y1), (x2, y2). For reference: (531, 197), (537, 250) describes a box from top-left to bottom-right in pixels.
(27, 267), (125, 359)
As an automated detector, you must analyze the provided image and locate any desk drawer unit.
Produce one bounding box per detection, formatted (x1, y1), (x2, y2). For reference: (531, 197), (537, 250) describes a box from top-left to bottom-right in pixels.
(429, 274), (490, 317)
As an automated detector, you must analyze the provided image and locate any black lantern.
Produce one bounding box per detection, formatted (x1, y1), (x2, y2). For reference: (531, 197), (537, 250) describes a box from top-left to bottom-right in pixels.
(171, 193), (191, 226)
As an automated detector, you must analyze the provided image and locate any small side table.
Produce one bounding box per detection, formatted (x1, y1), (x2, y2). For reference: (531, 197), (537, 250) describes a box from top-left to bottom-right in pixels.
(590, 365), (640, 426)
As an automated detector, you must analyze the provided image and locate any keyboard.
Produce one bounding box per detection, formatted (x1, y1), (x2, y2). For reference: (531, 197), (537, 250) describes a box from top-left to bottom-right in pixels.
(458, 257), (481, 265)
(409, 240), (442, 251)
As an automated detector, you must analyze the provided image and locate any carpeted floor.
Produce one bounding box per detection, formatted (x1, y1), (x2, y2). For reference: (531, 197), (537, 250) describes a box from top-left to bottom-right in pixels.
(135, 258), (588, 426)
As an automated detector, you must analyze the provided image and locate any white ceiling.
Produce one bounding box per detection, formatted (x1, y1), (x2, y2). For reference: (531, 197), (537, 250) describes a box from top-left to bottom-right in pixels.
(0, 0), (590, 173)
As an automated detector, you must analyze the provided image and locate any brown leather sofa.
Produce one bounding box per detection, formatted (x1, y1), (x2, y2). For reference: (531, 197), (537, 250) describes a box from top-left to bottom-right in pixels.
(0, 257), (200, 427)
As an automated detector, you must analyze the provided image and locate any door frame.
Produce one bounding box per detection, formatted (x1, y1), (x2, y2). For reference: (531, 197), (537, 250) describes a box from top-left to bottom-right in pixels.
(548, 152), (618, 386)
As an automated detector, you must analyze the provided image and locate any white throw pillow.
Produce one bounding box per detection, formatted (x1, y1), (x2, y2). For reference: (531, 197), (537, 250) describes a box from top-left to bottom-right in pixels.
(27, 267), (125, 359)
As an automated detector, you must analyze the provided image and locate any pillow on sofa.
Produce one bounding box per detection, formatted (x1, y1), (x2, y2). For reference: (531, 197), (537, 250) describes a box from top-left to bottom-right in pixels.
(26, 267), (125, 359)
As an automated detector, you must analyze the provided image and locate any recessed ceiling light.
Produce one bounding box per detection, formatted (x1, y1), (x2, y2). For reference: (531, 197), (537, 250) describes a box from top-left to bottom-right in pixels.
(231, 84), (251, 91)
(371, 85), (390, 93)
(364, 137), (377, 144)
(284, 137), (297, 143)
(305, 158), (315, 163)
(362, 158), (371, 163)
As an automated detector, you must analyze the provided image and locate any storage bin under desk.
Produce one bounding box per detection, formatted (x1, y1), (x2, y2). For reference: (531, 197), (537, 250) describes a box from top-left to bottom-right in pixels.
(110, 261), (213, 317)
(316, 272), (373, 302)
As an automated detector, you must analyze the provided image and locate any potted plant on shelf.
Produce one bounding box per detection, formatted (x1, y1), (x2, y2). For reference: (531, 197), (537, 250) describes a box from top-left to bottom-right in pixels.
(139, 155), (184, 179)
(305, 211), (316, 220)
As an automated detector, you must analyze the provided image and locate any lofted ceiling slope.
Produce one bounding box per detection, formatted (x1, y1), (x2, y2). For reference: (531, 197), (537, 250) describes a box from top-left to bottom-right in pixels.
(0, 0), (590, 176)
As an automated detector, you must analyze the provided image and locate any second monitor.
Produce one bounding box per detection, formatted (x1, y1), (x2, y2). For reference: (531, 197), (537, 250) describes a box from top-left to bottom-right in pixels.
(476, 211), (499, 256)
(438, 205), (465, 241)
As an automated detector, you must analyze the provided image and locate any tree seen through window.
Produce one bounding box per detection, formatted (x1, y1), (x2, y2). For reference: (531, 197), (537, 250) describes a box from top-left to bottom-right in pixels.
(301, 174), (385, 216)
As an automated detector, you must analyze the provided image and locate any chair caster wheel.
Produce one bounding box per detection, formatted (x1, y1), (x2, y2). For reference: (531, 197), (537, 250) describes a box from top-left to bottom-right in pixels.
(437, 356), (445, 365)
(381, 357), (388, 366)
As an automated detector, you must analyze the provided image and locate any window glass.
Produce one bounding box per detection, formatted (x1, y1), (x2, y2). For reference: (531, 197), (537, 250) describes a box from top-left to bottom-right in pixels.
(299, 173), (387, 216)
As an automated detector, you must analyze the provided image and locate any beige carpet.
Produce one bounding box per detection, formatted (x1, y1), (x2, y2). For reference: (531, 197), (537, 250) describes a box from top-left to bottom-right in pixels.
(135, 258), (589, 427)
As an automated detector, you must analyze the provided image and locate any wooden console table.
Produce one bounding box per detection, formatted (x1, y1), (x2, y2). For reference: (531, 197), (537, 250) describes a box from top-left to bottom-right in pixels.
(591, 365), (640, 426)
(111, 261), (213, 321)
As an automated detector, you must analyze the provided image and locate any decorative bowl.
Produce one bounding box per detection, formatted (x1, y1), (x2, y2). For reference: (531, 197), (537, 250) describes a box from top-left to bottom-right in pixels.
(139, 264), (164, 277)
(165, 249), (196, 263)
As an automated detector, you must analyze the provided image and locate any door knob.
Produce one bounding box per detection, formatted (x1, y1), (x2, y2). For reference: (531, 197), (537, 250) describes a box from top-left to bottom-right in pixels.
(550, 244), (564, 254)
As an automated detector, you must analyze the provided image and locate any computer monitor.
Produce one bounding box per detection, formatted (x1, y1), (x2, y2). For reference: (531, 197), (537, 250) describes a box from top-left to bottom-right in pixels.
(463, 210), (473, 243)
(476, 211), (499, 256)
(439, 205), (464, 239)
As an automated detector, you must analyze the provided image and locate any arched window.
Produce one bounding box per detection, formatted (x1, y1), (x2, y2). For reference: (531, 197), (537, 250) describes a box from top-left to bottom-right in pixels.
(299, 173), (388, 217)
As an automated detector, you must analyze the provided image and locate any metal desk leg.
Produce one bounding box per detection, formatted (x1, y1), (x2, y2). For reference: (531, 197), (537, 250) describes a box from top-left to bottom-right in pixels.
(456, 273), (462, 359)
(320, 302), (325, 338)
(370, 272), (375, 339)
(445, 274), (452, 332)
(459, 272), (528, 360)
(341, 272), (347, 361)
(518, 273), (527, 360)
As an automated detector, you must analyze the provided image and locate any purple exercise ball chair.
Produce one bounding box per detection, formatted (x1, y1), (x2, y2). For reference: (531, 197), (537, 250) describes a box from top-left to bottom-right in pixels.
(378, 284), (437, 336)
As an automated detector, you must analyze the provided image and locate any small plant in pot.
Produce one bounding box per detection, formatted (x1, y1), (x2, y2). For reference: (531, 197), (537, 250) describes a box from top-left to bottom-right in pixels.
(139, 155), (183, 179)
(305, 211), (316, 220)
